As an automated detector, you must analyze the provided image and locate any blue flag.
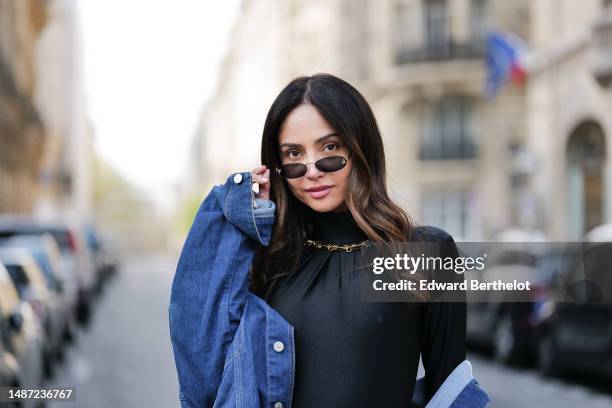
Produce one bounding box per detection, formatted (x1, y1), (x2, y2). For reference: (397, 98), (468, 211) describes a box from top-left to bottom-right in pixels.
(484, 31), (527, 99)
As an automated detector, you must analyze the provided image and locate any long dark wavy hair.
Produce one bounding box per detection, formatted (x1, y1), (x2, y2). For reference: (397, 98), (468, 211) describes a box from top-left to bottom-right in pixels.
(250, 73), (415, 301)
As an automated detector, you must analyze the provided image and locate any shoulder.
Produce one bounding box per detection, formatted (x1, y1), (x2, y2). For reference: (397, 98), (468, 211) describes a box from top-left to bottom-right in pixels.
(411, 225), (456, 243)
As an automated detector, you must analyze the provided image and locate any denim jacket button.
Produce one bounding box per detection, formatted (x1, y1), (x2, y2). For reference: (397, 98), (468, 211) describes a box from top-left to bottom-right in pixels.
(273, 341), (285, 352)
(274, 402), (283, 408)
(233, 173), (243, 184)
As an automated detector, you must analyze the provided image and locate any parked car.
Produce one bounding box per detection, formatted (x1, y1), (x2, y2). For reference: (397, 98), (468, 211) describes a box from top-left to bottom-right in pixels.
(0, 262), (45, 402)
(0, 247), (65, 379)
(84, 223), (119, 295)
(0, 216), (97, 325)
(585, 222), (612, 242)
(466, 228), (549, 365)
(534, 234), (612, 378)
(0, 234), (77, 355)
(0, 328), (20, 387)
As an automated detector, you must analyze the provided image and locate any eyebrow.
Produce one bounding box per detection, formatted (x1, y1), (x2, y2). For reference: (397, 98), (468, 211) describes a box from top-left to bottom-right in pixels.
(279, 133), (340, 149)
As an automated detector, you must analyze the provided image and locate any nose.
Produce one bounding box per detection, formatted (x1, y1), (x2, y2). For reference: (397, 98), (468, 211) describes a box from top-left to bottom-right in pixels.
(304, 161), (323, 178)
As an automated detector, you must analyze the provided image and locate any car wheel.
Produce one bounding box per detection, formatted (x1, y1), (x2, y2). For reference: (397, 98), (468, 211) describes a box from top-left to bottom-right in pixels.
(493, 314), (519, 365)
(55, 342), (66, 362)
(537, 332), (562, 377)
(63, 314), (78, 343)
(76, 300), (91, 326)
(43, 349), (55, 379)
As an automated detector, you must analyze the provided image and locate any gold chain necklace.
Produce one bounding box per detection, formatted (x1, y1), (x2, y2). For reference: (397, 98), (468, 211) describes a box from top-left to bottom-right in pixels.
(304, 239), (370, 253)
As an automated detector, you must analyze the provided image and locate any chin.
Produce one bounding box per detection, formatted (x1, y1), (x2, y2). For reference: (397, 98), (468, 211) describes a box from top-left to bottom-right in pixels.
(303, 197), (344, 213)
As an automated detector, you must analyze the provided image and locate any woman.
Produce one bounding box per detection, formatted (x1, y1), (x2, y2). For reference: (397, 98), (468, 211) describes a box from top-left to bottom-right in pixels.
(169, 73), (488, 408)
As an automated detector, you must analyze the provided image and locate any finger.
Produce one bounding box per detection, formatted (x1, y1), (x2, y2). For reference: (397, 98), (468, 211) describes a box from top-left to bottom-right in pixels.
(253, 171), (270, 183)
(252, 165), (267, 176)
(252, 173), (267, 184)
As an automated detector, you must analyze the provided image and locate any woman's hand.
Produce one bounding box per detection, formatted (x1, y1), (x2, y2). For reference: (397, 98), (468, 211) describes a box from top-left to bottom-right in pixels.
(251, 165), (271, 200)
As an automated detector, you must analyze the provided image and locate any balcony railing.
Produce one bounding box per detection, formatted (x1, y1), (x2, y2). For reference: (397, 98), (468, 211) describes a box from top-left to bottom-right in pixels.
(591, 10), (612, 87)
(419, 141), (478, 160)
(395, 40), (485, 65)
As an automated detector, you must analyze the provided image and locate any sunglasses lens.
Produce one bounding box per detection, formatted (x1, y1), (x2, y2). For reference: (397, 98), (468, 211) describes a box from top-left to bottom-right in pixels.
(279, 163), (307, 179)
(316, 156), (347, 172)
(278, 155), (348, 178)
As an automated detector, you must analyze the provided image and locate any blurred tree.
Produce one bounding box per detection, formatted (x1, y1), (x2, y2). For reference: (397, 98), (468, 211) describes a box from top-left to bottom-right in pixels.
(175, 191), (203, 236)
(92, 153), (172, 253)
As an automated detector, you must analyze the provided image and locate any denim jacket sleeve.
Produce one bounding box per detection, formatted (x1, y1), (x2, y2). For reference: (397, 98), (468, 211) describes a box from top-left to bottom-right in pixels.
(411, 360), (490, 408)
(168, 171), (276, 407)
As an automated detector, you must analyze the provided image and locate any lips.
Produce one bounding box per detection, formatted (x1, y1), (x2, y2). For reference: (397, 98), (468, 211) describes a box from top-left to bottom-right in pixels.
(305, 185), (333, 199)
(305, 185), (333, 192)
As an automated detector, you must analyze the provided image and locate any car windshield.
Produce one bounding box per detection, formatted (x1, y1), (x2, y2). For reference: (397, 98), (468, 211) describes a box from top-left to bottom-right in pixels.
(0, 239), (54, 285)
(535, 249), (565, 281)
(4, 264), (29, 298)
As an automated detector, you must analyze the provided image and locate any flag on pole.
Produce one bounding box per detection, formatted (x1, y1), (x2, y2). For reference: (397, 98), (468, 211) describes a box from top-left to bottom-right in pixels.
(484, 31), (528, 99)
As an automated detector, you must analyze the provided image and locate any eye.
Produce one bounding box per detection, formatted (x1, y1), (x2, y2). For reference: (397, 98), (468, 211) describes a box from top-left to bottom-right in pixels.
(323, 142), (341, 152)
(285, 150), (301, 159)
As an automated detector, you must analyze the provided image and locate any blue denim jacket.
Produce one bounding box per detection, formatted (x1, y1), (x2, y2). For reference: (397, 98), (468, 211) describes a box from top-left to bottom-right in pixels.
(169, 171), (490, 408)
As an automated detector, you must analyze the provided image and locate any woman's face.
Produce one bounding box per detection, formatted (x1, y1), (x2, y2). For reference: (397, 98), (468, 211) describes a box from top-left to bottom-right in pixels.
(277, 103), (352, 213)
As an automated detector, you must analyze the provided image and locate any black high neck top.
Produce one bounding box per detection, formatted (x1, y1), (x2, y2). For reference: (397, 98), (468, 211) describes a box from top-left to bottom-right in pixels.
(267, 211), (466, 407)
(307, 208), (369, 244)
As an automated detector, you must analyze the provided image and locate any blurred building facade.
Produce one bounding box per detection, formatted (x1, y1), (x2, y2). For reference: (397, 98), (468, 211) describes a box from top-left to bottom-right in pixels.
(194, 0), (612, 240)
(34, 0), (93, 220)
(0, 0), (47, 213)
(526, 0), (612, 240)
(196, 0), (284, 190)
(0, 0), (93, 220)
(362, 0), (529, 240)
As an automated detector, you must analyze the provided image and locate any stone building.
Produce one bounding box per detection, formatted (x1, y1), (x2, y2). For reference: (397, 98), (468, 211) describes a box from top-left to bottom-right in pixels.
(0, 0), (92, 219)
(196, 0), (534, 240)
(525, 0), (612, 240)
(363, 0), (530, 239)
(34, 0), (93, 219)
(0, 0), (48, 213)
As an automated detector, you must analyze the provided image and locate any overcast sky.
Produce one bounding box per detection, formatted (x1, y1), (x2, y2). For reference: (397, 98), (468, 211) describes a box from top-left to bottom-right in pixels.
(79, 0), (241, 204)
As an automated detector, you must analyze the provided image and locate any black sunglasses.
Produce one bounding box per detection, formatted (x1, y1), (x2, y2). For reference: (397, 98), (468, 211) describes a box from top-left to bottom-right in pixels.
(275, 151), (352, 179)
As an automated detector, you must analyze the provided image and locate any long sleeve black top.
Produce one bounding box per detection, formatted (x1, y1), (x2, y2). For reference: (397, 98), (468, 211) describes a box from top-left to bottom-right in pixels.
(267, 209), (466, 407)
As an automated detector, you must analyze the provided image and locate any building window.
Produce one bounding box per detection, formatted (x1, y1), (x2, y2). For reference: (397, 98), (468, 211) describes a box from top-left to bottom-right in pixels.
(353, 0), (370, 81)
(422, 190), (472, 240)
(394, 2), (413, 57)
(420, 96), (477, 160)
(394, 0), (484, 63)
(470, 0), (488, 46)
(424, 0), (450, 58)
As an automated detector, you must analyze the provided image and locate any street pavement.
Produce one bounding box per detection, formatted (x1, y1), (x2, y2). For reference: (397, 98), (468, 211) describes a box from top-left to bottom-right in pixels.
(468, 353), (612, 408)
(48, 252), (181, 408)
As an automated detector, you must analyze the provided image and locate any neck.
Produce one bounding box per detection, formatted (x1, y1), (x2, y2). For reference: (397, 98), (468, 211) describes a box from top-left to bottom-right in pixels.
(331, 201), (349, 213)
(307, 206), (368, 244)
